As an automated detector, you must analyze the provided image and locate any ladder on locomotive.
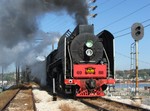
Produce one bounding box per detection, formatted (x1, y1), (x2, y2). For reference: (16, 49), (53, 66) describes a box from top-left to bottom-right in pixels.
(64, 30), (72, 38)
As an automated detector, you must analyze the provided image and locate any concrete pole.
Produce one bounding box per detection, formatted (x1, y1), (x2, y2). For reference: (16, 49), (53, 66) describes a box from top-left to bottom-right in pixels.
(132, 40), (141, 104)
(18, 65), (20, 84)
(135, 40), (139, 96)
(16, 65), (18, 85)
(16, 64), (19, 86)
(2, 66), (4, 91)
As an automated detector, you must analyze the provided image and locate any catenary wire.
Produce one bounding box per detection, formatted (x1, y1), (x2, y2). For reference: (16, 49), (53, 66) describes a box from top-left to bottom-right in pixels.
(113, 18), (150, 34)
(115, 23), (150, 38)
(116, 52), (150, 65)
(96, 2), (150, 31)
(98, 0), (127, 14)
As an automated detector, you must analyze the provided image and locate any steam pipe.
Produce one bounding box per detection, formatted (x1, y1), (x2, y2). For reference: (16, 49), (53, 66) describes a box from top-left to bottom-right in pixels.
(64, 38), (66, 79)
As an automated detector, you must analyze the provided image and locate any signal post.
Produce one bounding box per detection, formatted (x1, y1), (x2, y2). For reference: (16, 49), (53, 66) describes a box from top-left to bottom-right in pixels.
(131, 23), (144, 104)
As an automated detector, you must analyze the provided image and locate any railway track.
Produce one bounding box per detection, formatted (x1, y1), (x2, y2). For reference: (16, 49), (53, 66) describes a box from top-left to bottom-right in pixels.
(0, 85), (36, 111)
(42, 86), (149, 111)
(1, 84), (149, 111)
(0, 89), (20, 111)
(79, 97), (150, 111)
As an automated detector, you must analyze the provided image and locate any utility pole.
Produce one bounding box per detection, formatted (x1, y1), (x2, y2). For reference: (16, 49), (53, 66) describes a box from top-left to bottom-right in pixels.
(135, 40), (139, 96)
(16, 63), (20, 86)
(16, 65), (18, 85)
(1, 66), (4, 91)
(131, 23), (144, 104)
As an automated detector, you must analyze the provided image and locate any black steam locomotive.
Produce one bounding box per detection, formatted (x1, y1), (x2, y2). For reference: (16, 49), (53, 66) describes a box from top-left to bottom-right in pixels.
(46, 25), (115, 97)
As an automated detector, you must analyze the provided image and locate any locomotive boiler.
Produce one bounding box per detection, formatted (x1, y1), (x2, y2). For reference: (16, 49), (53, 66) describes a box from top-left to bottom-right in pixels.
(46, 25), (115, 97)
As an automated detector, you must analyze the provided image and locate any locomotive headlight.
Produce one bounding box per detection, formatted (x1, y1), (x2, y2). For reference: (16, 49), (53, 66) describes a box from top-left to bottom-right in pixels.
(85, 40), (93, 48)
(86, 49), (93, 56)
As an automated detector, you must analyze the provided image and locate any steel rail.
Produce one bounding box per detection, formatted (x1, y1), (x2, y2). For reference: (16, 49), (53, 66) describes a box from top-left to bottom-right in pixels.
(99, 97), (150, 111)
(80, 99), (110, 111)
(0, 89), (20, 111)
(78, 97), (150, 111)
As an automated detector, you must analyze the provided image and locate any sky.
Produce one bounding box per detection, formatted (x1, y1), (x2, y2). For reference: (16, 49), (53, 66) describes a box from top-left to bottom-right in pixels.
(0, 0), (150, 73)
(38, 0), (150, 70)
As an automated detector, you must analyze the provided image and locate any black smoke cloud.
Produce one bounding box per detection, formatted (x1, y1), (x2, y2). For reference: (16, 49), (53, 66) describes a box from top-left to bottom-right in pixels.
(0, 0), (88, 48)
(44, 0), (89, 24)
(0, 0), (89, 73)
(0, 0), (88, 85)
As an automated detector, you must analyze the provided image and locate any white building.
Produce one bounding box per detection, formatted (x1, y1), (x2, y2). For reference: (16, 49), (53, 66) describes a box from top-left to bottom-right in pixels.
(0, 80), (8, 86)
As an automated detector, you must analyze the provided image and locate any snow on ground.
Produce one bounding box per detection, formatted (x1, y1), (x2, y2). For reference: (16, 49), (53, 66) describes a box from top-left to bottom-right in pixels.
(32, 86), (96, 111)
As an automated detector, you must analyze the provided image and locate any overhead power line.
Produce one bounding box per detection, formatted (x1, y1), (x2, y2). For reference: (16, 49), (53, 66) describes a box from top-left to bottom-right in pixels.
(142, 18), (150, 23)
(98, 2), (150, 30)
(100, 0), (110, 5)
(113, 18), (150, 34)
(113, 27), (130, 34)
(116, 51), (150, 65)
(144, 23), (150, 28)
(115, 32), (131, 38)
(98, 0), (127, 14)
(115, 23), (150, 38)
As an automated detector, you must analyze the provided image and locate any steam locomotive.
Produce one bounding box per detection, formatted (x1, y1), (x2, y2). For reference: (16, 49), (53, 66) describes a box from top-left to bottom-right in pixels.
(46, 25), (115, 97)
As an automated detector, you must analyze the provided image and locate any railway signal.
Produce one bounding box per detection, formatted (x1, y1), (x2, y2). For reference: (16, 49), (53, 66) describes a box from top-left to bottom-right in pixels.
(131, 23), (144, 104)
(131, 23), (144, 41)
